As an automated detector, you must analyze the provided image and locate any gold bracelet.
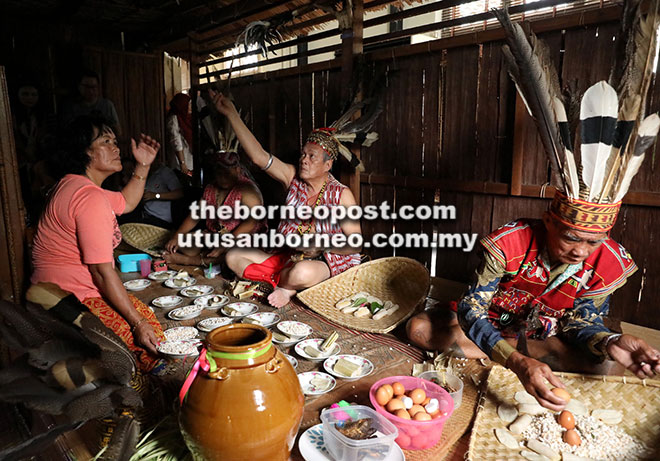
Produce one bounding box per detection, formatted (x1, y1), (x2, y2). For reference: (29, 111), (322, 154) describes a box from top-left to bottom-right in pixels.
(132, 317), (149, 332)
(133, 172), (146, 181)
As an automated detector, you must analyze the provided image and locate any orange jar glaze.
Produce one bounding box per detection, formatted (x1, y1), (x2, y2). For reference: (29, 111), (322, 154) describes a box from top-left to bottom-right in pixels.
(179, 324), (304, 460)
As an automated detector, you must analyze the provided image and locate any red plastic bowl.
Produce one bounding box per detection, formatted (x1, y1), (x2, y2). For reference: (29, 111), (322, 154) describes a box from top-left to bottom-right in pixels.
(369, 375), (454, 450)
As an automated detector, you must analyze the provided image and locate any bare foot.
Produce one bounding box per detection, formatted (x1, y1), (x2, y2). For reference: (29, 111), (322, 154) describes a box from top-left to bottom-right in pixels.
(163, 251), (200, 266)
(268, 287), (296, 308)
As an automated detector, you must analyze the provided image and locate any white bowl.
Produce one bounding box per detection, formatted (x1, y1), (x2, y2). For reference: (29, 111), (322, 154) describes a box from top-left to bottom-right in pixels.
(123, 279), (151, 291)
(180, 285), (214, 298)
(194, 294), (230, 310)
(168, 305), (204, 320)
(323, 355), (374, 381)
(196, 316), (233, 333)
(221, 302), (258, 318)
(277, 320), (313, 339)
(294, 338), (340, 362)
(152, 295), (183, 308)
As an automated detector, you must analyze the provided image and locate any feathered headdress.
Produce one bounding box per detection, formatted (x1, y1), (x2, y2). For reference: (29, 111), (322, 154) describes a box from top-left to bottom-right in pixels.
(494, 2), (660, 232)
(305, 90), (384, 172)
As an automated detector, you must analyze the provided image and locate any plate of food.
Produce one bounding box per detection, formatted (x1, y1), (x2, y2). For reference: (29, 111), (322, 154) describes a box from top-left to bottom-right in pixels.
(323, 355), (374, 381)
(180, 285), (214, 298)
(164, 272), (197, 289)
(163, 326), (199, 342)
(194, 294), (230, 310)
(277, 321), (313, 339)
(152, 295), (183, 309)
(148, 270), (178, 281)
(196, 316), (233, 333)
(298, 372), (336, 396)
(221, 302), (258, 318)
(123, 279), (151, 291)
(295, 338), (340, 362)
(157, 340), (200, 359)
(272, 330), (305, 346)
(242, 312), (281, 328)
(168, 305), (204, 320)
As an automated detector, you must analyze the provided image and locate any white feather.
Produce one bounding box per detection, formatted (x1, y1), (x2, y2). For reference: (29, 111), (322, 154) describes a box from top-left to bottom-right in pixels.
(614, 113), (660, 201)
(564, 150), (580, 199)
(580, 81), (619, 200)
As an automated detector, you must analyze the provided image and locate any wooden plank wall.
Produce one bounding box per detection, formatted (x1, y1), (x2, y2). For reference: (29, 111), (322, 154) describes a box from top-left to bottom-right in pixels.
(82, 48), (165, 160)
(226, 20), (660, 330)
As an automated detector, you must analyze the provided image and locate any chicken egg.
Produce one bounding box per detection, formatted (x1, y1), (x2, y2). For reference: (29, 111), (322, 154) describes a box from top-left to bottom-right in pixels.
(563, 429), (582, 446)
(386, 398), (405, 413)
(392, 382), (405, 396)
(376, 386), (392, 406)
(380, 384), (394, 400)
(558, 410), (575, 430)
(409, 388), (427, 405)
(394, 408), (411, 420)
(409, 404), (426, 417)
(413, 411), (432, 421)
(551, 387), (571, 402)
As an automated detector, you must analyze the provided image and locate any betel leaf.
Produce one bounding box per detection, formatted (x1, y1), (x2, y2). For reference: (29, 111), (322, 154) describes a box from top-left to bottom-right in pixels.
(369, 302), (383, 314)
(351, 297), (367, 307)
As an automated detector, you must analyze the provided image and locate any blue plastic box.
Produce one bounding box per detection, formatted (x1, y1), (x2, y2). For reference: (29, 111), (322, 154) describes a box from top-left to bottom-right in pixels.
(117, 254), (152, 273)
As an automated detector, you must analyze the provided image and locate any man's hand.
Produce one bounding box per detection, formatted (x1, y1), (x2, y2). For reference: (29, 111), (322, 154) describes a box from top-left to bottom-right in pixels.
(165, 236), (179, 253)
(507, 352), (568, 411)
(131, 134), (160, 166)
(133, 322), (160, 355)
(209, 89), (238, 118)
(607, 334), (660, 378)
(142, 191), (156, 202)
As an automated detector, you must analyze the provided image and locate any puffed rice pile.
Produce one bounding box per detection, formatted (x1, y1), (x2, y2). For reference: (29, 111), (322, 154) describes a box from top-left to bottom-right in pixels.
(522, 413), (650, 460)
(163, 326), (198, 341)
(157, 340), (198, 356)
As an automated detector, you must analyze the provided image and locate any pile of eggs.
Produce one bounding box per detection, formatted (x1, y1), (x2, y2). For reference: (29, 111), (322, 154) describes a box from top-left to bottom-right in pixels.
(374, 381), (442, 421)
(552, 388), (581, 447)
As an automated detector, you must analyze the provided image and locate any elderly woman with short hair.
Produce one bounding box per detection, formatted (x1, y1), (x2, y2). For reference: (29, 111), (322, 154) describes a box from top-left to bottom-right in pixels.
(29, 116), (165, 373)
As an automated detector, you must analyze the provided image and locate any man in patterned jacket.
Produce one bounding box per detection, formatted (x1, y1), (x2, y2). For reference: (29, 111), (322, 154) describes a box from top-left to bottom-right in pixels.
(211, 90), (361, 308)
(407, 191), (660, 410)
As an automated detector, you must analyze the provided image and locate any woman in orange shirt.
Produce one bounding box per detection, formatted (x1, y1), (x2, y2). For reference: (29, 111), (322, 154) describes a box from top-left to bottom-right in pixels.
(30, 116), (164, 372)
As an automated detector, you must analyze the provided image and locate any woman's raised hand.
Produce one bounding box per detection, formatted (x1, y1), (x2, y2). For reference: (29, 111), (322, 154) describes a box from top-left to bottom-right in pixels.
(131, 133), (160, 166)
(209, 89), (237, 117)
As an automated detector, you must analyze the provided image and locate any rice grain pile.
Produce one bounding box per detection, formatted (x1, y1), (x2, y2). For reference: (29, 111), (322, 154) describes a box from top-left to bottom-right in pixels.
(522, 413), (650, 460)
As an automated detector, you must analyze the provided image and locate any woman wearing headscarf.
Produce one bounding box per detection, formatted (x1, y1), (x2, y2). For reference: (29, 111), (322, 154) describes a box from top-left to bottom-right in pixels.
(166, 92), (193, 176)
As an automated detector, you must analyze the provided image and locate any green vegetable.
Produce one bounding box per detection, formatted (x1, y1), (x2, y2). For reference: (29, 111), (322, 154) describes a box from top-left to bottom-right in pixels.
(351, 297), (367, 307)
(369, 302), (383, 314)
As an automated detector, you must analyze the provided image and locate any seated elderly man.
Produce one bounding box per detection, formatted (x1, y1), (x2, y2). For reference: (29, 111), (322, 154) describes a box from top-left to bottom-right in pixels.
(407, 192), (660, 411)
(210, 90), (361, 308)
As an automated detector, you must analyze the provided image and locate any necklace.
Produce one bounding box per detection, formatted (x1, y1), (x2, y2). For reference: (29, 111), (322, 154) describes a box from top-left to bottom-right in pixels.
(297, 180), (327, 235)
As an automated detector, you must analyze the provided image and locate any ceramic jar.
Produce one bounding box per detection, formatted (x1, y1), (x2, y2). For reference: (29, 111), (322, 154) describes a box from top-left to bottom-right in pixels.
(179, 323), (304, 460)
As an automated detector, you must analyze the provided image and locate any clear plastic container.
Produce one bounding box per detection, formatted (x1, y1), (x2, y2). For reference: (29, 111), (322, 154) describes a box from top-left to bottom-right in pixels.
(418, 370), (464, 409)
(320, 405), (398, 461)
(369, 376), (454, 451)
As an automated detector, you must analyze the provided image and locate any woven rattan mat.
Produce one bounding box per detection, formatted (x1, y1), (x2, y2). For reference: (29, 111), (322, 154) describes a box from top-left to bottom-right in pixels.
(468, 365), (660, 460)
(297, 257), (430, 334)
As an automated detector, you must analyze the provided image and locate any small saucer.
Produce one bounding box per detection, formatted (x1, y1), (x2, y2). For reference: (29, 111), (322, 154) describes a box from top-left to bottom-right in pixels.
(123, 279), (151, 291)
(295, 339), (340, 362)
(297, 372), (336, 396)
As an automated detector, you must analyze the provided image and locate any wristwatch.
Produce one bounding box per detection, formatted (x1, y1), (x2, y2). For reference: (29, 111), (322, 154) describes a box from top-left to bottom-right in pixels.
(155, 193), (161, 200)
